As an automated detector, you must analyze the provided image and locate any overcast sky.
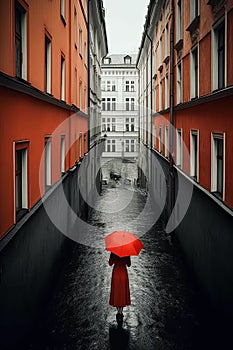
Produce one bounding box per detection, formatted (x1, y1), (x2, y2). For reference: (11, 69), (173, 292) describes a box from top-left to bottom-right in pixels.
(103, 0), (150, 55)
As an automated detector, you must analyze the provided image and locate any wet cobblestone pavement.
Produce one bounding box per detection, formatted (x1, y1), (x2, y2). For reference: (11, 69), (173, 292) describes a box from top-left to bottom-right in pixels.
(27, 182), (232, 349)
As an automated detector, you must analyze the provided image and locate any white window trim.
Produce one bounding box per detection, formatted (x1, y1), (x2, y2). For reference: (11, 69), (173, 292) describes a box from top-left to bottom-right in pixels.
(61, 57), (65, 101)
(211, 132), (225, 200)
(177, 62), (182, 104)
(190, 129), (199, 181)
(159, 126), (163, 153)
(190, 0), (199, 23)
(60, 135), (65, 174)
(21, 10), (27, 80)
(176, 128), (182, 168)
(211, 15), (227, 91)
(45, 37), (51, 94)
(165, 125), (169, 158)
(45, 139), (52, 187)
(61, 0), (65, 19)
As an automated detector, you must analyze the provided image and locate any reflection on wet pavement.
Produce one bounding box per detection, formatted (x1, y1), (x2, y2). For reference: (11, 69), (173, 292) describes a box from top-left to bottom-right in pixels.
(27, 181), (232, 349)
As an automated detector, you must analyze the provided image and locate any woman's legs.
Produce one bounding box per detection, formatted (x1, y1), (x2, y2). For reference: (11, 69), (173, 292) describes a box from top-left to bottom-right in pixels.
(116, 307), (123, 314)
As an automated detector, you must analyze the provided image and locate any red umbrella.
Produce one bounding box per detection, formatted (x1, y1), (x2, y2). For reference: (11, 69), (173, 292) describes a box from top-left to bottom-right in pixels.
(104, 230), (144, 257)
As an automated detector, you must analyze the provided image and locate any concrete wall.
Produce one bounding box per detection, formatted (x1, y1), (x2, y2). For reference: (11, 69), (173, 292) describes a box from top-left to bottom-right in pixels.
(148, 148), (233, 318)
(0, 164), (88, 348)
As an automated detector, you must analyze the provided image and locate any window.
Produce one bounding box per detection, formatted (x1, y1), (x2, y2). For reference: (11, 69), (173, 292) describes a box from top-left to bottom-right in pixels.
(165, 125), (169, 157)
(152, 125), (156, 149)
(45, 35), (51, 93)
(126, 118), (129, 131)
(190, 130), (199, 181)
(131, 98), (135, 111)
(15, 1), (27, 79)
(102, 98), (106, 111)
(112, 81), (116, 91)
(211, 133), (224, 199)
(159, 127), (163, 153)
(112, 98), (116, 111)
(131, 81), (135, 91)
(190, 46), (198, 99)
(61, 56), (65, 100)
(212, 19), (225, 90)
(107, 118), (110, 131)
(126, 98), (130, 111)
(74, 8), (77, 48)
(159, 37), (162, 66)
(176, 0), (182, 42)
(124, 56), (131, 64)
(125, 140), (130, 152)
(131, 118), (135, 131)
(165, 23), (169, 58)
(84, 42), (87, 65)
(15, 144), (28, 220)
(190, 0), (199, 22)
(79, 29), (83, 57)
(165, 74), (169, 109)
(45, 137), (52, 191)
(177, 62), (182, 104)
(60, 135), (65, 174)
(131, 140), (135, 152)
(103, 57), (111, 64)
(79, 132), (83, 158)
(176, 129), (182, 167)
(107, 98), (111, 111)
(106, 140), (116, 152)
(159, 74), (162, 111)
(79, 81), (82, 109)
(60, 0), (65, 21)
(125, 81), (130, 91)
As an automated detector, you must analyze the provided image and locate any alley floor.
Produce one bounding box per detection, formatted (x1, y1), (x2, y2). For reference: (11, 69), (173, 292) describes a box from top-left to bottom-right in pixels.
(26, 181), (233, 350)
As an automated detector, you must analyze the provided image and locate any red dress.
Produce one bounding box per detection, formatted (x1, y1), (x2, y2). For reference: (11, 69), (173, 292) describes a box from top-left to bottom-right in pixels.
(109, 253), (131, 307)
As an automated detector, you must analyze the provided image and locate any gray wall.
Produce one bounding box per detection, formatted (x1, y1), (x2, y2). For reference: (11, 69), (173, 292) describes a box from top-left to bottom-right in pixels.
(0, 164), (87, 347)
(146, 148), (233, 317)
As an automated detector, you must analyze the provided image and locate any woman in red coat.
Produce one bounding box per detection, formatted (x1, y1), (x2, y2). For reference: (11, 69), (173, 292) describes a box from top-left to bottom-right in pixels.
(109, 252), (131, 324)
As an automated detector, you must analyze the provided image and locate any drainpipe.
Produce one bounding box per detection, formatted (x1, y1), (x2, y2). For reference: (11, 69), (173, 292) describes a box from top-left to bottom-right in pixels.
(169, 0), (175, 223)
(146, 32), (153, 189)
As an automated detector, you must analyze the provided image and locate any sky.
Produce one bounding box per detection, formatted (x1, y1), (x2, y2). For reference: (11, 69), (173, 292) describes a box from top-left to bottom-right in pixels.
(103, 0), (150, 55)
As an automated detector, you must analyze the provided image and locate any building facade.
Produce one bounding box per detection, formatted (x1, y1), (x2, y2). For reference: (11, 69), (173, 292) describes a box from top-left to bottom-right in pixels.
(137, 0), (233, 315)
(0, 0), (89, 239)
(89, 0), (108, 148)
(101, 54), (139, 161)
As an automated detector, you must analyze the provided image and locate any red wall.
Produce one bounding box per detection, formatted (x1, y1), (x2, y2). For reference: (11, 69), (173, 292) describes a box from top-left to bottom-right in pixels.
(0, 88), (88, 237)
(175, 95), (233, 208)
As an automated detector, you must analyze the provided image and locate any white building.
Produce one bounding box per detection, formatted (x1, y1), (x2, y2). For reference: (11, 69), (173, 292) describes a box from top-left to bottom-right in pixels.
(101, 54), (139, 160)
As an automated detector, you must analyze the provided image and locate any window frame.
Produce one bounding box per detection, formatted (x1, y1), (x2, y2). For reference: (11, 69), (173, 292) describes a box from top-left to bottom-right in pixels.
(15, 1), (27, 80)
(212, 17), (226, 91)
(44, 137), (52, 191)
(15, 142), (29, 221)
(60, 135), (66, 174)
(190, 45), (199, 99)
(211, 132), (225, 200)
(190, 129), (199, 181)
(45, 34), (52, 94)
(176, 128), (182, 168)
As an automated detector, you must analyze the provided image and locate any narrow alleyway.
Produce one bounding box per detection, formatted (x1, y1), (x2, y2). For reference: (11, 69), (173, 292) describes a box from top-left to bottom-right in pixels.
(25, 175), (232, 350)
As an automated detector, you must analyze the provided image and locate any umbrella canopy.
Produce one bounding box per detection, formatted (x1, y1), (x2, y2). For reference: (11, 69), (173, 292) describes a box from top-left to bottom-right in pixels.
(104, 230), (144, 257)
